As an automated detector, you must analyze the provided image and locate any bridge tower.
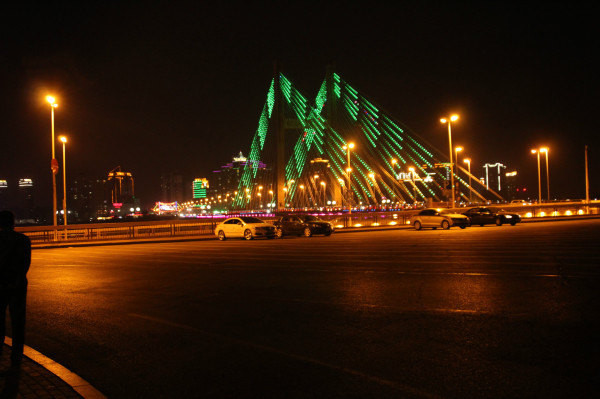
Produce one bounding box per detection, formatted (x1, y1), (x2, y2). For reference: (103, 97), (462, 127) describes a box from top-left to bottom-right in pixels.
(273, 63), (285, 210)
(273, 63), (302, 210)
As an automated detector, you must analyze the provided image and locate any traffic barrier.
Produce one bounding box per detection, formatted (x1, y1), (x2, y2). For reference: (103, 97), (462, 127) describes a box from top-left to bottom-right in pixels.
(17, 202), (600, 245)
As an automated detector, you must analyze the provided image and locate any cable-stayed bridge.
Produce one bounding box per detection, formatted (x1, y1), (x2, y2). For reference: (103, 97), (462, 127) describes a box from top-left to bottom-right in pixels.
(234, 69), (502, 210)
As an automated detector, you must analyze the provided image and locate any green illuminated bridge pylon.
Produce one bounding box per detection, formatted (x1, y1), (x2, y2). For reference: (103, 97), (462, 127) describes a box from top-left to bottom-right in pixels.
(233, 70), (502, 210)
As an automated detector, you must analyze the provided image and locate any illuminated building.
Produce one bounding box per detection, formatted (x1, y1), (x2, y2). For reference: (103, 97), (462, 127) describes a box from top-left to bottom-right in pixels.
(0, 180), (7, 208)
(108, 166), (135, 204)
(503, 171), (519, 200)
(212, 152), (269, 198)
(483, 163), (506, 193)
(68, 174), (111, 222)
(193, 178), (209, 199)
(17, 178), (35, 220)
(160, 172), (183, 203)
(106, 167), (140, 219)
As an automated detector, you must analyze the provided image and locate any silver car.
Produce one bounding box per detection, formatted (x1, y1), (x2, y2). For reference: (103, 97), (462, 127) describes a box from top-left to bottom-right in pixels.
(410, 208), (470, 230)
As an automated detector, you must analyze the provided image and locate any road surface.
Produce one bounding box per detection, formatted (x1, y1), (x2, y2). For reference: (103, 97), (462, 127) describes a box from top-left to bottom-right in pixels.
(23, 219), (600, 398)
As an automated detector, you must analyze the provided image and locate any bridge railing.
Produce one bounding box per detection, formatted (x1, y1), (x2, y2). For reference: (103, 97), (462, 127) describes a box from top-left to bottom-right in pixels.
(19, 218), (220, 245)
(17, 201), (600, 245)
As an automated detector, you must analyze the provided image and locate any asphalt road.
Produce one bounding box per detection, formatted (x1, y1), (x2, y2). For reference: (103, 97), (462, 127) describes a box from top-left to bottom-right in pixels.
(23, 219), (600, 398)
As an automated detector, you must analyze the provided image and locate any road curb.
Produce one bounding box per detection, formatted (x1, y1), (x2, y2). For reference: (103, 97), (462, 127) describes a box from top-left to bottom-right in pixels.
(4, 337), (107, 399)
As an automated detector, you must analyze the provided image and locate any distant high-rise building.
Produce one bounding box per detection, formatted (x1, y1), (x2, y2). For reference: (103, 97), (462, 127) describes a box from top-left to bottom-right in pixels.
(192, 178), (209, 199)
(108, 167), (134, 205)
(0, 179), (7, 208)
(482, 163), (507, 194)
(212, 152), (269, 198)
(91, 178), (112, 219)
(503, 171), (519, 200)
(69, 174), (106, 223)
(160, 172), (183, 203)
(16, 178), (35, 219)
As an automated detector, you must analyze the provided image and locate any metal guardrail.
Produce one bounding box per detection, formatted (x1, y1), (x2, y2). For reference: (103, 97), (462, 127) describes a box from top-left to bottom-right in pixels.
(16, 202), (600, 245)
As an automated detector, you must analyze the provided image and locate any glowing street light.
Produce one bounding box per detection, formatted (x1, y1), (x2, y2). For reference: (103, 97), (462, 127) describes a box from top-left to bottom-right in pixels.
(531, 149), (542, 203)
(454, 146), (463, 164)
(58, 136), (68, 228)
(540, 147), (550, 201)
(46, 95), (59, 227)
(320, 181), (326, 207)
(440, 114), (459, 208)
(463, 158), (472, 202)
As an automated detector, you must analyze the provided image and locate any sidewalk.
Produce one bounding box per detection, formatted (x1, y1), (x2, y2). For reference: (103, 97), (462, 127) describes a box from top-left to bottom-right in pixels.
(0, 344), (81, 398)
(1, 340), (105, 399)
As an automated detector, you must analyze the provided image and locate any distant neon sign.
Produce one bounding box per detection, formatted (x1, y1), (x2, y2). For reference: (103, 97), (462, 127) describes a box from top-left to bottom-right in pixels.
(152, 201), (179, 215)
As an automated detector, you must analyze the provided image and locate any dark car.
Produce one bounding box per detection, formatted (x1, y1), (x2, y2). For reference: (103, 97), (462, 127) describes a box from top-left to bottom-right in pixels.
(273, 215), (334, 238)
(462, 207), (521, 226)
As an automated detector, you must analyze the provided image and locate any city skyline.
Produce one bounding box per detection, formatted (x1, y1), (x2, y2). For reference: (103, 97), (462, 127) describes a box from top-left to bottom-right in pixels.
(1, 3), (598, 210)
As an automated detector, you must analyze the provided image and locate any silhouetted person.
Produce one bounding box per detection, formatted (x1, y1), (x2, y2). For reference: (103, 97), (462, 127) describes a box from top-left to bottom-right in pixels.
(0, 211), (31, 369)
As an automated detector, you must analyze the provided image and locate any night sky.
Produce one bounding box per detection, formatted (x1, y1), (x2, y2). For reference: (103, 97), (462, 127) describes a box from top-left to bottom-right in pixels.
(1, 2), (598, 208)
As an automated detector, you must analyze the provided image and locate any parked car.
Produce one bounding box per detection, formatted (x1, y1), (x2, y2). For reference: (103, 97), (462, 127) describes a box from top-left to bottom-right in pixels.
(409, 208), (470, 230)
(462, 207), (521, 226)
(273, 215), (334, 238)
(214, 217), (276, 240)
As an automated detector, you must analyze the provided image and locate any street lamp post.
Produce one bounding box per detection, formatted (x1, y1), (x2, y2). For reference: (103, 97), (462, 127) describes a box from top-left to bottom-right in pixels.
(531, 149), (542, 204)
(368, 172), (376, 205)
(342, 142), (355, 214)
(454, 146), (463, 202)
(408, 167), (417, 200)
(463, 158), (472, 203)
(540, 147), (550, 201)
(59, 136), (68, 234)
(299, 184), (305, 208)
(320, 181), (326, 207)
(585, 145), (590, 213)
(46, 95), (59, 227)
(440, 115), (459, 208)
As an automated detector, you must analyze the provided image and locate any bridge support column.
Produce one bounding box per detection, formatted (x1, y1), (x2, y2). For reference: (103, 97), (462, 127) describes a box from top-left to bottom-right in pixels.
(274, 64), (286, 211)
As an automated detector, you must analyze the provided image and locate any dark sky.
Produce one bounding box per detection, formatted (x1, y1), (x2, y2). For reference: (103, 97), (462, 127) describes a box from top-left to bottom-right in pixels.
(1, 2), (598, 207)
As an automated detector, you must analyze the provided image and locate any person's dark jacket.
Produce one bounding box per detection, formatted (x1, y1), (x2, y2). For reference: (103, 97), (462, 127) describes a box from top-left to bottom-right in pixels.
(0, 230), (31, 290)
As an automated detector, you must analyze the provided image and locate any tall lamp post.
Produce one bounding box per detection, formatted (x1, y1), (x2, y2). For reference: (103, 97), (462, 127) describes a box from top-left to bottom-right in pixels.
(368, 172), (377, 206)
(440, 115), (459, 208)
(531, 149), (542, 204)
(463, 158), (472, 203)
(540, 147), (550, 201)
(46, 95), (59, 227)
(299, 184), (305, 208)
(454, 146), (463, 201)
(408, 167), (417, 200)
(585, 145), (590, 213)
(59, 136), (68, 228)
(342, 142), (355, 214)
